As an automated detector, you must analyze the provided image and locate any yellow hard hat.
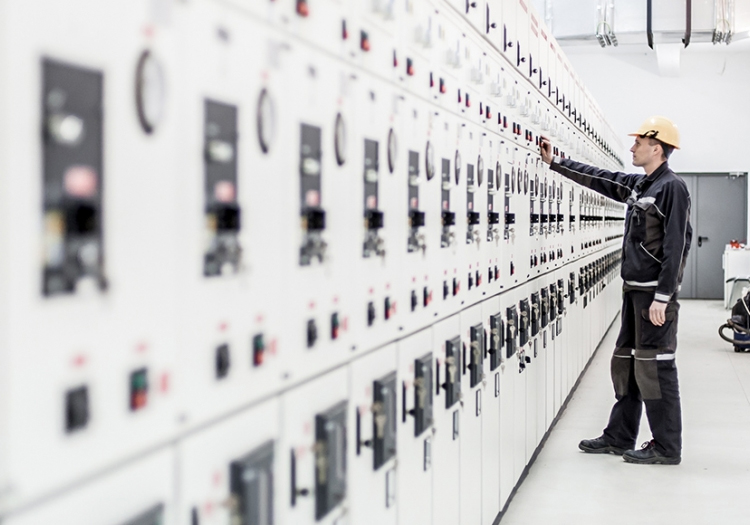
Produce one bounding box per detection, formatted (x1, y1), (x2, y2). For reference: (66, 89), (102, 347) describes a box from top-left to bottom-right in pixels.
(628, 116), (680, 149)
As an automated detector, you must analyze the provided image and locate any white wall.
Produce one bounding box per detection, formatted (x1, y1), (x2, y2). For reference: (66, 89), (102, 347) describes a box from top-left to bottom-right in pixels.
(561, 43), (750, 238)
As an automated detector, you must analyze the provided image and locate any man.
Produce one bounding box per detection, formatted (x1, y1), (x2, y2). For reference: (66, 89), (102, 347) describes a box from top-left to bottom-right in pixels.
(540, 116), (692, 465)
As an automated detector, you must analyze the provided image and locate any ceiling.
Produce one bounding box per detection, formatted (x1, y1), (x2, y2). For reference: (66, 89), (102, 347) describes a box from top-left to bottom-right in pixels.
(530, 0), (750, 50)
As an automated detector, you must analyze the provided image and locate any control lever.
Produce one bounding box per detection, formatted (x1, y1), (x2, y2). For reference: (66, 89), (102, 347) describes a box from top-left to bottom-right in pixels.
(697, 235), (709, 247)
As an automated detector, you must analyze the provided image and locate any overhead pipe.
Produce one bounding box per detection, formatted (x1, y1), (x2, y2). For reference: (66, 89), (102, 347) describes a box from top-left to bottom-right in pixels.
(647, 0), (654, 48)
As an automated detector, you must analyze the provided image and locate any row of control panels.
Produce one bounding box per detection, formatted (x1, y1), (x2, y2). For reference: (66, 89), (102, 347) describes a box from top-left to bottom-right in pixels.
(0, 0), (628, 523)
(233, 0), (626, 169)
(2, 250), (622, 525)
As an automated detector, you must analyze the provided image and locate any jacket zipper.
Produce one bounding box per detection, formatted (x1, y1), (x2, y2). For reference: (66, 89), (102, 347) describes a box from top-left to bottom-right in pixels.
(640, 242), (662, 263)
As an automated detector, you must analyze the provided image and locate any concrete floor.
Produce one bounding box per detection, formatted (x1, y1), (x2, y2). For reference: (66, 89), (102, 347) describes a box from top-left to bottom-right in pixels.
(500, 300), (750, 525)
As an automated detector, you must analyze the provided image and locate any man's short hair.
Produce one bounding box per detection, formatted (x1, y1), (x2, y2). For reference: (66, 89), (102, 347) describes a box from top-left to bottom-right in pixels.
(646, 137), (674, 160)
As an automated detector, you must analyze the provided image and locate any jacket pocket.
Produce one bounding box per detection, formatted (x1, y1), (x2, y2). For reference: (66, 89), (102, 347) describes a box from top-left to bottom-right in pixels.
(629, 201), (649, 242)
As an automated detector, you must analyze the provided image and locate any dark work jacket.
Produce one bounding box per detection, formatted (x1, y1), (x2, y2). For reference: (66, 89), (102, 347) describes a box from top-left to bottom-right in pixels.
(549, 158), (692, 303)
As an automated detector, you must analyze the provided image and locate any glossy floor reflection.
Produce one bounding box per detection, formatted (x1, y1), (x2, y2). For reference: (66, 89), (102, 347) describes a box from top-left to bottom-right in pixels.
(501, 300), (750, 525)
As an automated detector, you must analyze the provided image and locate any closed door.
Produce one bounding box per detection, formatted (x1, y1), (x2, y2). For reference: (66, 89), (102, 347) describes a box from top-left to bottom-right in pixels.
(680, 173), (747, 299)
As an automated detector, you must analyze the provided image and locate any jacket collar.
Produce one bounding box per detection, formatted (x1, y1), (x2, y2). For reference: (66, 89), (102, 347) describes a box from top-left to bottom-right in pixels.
(647, 161), (670, 180)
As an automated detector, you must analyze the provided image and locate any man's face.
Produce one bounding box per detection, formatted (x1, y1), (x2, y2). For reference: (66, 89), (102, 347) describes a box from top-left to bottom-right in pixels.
(629, 136), (660, 167)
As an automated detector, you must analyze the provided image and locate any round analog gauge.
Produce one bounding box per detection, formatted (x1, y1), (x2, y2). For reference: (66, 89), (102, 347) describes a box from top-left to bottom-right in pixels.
(552, 181), (557, 200)
(257, 88), (275, 154)
(425, 141), (435, 181)
(534, 175), (539, 196)
(544, 177), (548, 198)
(511, 167), (516, 193)
(388, 128), (397, 173)
(495, 162), (501, 191)
(523, 170), (529, 194)
(135, 50), (166, 134)
(477, 156), (484, 187)
(516, 169), (522, 194)
(334, 113), (347, 166)
(454, 150), (462, 185)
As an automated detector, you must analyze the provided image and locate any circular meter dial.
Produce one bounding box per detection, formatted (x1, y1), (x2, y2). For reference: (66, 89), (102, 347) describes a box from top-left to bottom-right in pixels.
(425, 141), (435, 181)
(257, 88), (275, 154)
(388, 128), (397, 173)
(334, 113), (347, 166)
(477, 156), (484, 187)
(454, 151), (462, 185)
(135, 50), (166, 134)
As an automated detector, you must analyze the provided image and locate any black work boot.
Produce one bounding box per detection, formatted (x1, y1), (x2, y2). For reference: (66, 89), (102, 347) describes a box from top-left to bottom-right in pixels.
(578, 436), (627, 455)
(622, 440), (681, 465)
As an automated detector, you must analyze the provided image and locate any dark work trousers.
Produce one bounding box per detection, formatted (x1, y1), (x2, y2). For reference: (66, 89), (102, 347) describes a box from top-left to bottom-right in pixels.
(602, 289), (682, 457)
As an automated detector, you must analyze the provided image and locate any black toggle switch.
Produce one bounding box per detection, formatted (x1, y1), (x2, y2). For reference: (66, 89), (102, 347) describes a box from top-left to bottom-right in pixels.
(467, 211), (480, 225)
(212, 203), (241, 232)
(65, 203), (98, 235)
(488, 212), (500, 225)
(305, 208), (326, 231)
(442, 210), (456, 226)
(410, 210), (426, 228)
